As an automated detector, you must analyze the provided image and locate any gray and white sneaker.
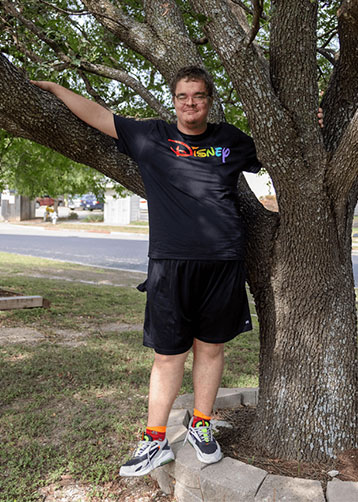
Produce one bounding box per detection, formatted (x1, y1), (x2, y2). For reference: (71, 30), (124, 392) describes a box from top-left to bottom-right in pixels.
(184, 417), (223, 464)
(119, 435), (174, 477)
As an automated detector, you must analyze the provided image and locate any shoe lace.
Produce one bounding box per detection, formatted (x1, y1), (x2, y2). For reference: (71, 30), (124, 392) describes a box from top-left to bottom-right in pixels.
(195, 424), (213, 443)
(133, 440), (152, 457)
(184, 420), (213, 445)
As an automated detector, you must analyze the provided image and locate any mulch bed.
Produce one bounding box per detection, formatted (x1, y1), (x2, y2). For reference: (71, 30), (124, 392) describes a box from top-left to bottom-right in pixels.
(214, 406), (358, 491)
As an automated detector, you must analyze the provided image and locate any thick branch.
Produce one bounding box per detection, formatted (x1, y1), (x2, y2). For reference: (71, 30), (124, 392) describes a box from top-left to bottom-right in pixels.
(0, 53), (145, 197)
(2, 1), (174, 122)
(321, 0), (358, 152)
(270, 0), (322, 164)
(82, 0), (223, 121)
(0, 112), (34, 140)
(188, 0), (302, 186)
(81, 0), (168, 68)
(326, 109), (358, 205)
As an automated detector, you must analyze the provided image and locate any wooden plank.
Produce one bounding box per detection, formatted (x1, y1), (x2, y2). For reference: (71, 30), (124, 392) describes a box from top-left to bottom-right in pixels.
(0, 296), (44, 310)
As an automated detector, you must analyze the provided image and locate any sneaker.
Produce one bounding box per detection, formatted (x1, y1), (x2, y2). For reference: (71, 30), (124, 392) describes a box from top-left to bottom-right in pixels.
(119, 434), (175, 477)
(184, 416), (223, 464)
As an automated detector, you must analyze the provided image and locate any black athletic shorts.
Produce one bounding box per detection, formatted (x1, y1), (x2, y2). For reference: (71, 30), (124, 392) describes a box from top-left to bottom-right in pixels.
(137, 259), (253, 355)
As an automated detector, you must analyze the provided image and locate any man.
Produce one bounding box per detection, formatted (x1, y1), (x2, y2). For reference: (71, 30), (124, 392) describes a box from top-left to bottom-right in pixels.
(31, 66), (262, 476)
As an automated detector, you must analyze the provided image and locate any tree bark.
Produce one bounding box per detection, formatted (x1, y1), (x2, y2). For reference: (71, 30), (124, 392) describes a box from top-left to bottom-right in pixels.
(253, 184), (358, 460)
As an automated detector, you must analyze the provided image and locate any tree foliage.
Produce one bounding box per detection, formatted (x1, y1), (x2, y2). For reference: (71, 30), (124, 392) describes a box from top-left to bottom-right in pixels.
(0, 130), (110, 197)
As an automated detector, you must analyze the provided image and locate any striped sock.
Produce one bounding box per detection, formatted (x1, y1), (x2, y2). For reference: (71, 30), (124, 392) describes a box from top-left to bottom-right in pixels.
(144, 425), (166, 441)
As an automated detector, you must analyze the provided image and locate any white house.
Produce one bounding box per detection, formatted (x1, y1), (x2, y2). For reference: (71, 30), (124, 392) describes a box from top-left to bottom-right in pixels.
(104, 186), (148, 225)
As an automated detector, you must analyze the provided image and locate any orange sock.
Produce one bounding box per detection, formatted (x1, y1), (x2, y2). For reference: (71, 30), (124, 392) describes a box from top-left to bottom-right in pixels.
(145, 425), (166, 441)
(192, 408), (211, 427)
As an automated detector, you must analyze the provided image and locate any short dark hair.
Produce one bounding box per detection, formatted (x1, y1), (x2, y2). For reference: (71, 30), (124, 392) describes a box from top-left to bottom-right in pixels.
(170, 66), (214, 97)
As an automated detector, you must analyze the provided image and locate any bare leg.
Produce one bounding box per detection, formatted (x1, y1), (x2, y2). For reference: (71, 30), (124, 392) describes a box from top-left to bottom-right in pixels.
(192, 339), (224, 416)
(147, 350), (190, 427)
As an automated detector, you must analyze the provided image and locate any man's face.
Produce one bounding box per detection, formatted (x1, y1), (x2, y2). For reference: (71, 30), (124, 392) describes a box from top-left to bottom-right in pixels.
(173, 78), (212, 135)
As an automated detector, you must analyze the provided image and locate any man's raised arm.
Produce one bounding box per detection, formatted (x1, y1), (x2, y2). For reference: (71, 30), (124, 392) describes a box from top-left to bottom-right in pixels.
(30, 81), (117, 139)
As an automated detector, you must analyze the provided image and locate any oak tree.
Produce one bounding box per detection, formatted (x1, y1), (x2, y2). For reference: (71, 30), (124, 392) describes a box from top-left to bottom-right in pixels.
(0, 0), (357, 462)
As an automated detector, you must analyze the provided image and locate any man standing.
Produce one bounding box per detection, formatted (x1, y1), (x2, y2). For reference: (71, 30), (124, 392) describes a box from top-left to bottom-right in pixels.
(31, 66), (261, 476)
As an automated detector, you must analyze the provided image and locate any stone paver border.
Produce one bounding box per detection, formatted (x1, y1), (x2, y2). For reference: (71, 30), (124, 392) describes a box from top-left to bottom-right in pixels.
(151, 388), (358, 502)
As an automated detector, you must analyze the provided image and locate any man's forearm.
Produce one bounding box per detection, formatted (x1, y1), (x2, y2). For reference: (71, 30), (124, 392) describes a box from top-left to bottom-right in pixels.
(30, 81), (117, 138)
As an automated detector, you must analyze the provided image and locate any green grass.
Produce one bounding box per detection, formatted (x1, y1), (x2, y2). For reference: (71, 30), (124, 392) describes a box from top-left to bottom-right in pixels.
(0, 252), (259, 501)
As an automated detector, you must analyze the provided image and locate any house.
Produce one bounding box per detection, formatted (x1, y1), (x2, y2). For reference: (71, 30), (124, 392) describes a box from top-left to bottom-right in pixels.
(0, 190), (35, 221)
(104, 186), (148, 225)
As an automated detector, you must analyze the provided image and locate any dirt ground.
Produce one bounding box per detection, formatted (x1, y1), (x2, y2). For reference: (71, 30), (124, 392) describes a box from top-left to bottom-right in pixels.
(215, 406), (358, 491)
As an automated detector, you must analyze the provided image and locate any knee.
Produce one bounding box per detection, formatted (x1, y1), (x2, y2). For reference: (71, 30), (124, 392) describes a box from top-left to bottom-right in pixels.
(153, 351), (188, 368)
(193, 340), (224, 360)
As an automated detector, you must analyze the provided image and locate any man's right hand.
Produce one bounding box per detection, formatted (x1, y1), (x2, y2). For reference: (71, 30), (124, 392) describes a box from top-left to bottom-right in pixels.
(30, 80), (57, 92)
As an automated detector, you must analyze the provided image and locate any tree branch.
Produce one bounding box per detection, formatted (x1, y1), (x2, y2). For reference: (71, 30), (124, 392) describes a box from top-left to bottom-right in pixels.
(37, 0), (88, 16)
(81, 0), (167, 68)
(0, 53), (145, 197)
(230, 0), (268, 20)
(2, 0), (72, 64)
(321, 0), (358, 152)
(318, 47), (337, 66)
(77, 61), (175, 122)
(326, 109), (358, 206)
(269, 0), (322, 163)
(187, 0), (302, 184)
(79, 71), (112, 110)
(247, 0), (264, 46)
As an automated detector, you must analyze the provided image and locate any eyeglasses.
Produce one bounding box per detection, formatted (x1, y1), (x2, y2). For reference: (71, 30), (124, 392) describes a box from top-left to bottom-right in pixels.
(174, 93), (210, 104)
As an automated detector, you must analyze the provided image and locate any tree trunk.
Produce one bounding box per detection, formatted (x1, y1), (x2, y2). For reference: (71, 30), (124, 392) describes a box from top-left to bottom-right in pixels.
(251, 179), (358, 461)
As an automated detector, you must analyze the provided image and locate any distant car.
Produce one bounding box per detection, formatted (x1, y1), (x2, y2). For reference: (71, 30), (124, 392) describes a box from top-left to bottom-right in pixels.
(36, 196), (54, 208)
(80, 194), (104, 211)
(36, 196), (64, 209)
(68, 196), (83, 210)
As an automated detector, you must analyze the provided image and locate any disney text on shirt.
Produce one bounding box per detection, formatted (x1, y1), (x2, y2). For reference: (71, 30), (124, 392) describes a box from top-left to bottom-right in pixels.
(168, 139), (231, 164)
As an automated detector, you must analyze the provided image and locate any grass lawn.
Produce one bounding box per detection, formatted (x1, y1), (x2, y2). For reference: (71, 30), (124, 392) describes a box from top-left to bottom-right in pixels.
(0, 252), (259, 501)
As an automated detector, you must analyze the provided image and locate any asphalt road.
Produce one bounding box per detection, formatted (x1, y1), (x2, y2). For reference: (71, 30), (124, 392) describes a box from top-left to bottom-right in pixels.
(0, 222), (149, 273)
(1, 221), (358, 285)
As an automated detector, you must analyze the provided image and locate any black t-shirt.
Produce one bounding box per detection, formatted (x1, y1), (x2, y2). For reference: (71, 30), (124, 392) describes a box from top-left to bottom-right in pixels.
(114, 116), (261, 260)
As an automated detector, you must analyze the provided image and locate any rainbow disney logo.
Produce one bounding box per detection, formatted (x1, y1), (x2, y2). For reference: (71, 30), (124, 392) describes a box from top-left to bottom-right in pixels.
(168, 139), (231, 163)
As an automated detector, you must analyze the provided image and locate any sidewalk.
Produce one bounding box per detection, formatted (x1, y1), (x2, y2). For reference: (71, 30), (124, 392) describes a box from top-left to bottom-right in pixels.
(0, 219), (149, 241)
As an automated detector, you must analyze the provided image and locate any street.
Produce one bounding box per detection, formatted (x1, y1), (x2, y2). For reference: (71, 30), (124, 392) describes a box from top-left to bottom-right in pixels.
(1, 218), (358, 285)
(0, 221), (149, 273)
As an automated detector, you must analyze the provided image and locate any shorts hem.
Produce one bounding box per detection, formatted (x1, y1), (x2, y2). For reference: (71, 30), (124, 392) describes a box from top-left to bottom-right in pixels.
(195, 322), (253, 345)
(143, 339), (193, 355)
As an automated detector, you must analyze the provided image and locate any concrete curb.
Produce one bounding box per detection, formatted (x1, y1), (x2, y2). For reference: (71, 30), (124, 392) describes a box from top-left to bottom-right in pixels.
(151, 388), (358, 502)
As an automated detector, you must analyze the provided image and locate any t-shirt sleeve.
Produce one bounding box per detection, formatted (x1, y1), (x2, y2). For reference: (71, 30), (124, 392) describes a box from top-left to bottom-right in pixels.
(113, 115), (155, 162)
